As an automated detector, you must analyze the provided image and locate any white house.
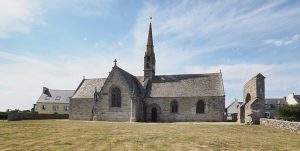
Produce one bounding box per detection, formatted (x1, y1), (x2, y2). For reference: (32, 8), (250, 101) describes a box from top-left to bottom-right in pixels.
(286, 93), (300, 105)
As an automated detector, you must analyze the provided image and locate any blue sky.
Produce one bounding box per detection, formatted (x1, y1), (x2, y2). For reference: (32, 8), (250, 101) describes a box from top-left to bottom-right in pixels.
(0, 0), (300, 111)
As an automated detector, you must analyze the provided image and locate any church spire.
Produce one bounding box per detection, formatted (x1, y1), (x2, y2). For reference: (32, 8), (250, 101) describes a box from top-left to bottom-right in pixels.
(147, 17), (153, 46)
(144, 17), (156, 80)
(146, 17), (154, 55)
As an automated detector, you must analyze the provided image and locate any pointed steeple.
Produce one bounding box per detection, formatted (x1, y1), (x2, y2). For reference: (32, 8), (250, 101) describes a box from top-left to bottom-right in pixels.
(147, 21), (153, 46)
(146, 17), (154, 55)
(144, 17), (156, 80)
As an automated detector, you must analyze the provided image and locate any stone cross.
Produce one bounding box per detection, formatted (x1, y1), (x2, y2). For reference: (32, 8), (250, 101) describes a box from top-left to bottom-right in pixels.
(114, 59), (117, 66)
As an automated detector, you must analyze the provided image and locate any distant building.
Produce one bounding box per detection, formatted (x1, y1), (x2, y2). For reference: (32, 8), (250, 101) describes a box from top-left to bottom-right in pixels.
(35, 87), (75, 114)
(264, 98), (287, 119)
(226, 99), (242, 121)
(286, 93), (300, 105)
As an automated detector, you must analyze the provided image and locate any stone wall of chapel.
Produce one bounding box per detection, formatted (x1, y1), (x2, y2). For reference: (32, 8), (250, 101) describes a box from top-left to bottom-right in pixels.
(93, 68), (138, 122)
(145, 96), (225, 122)
(69, 98), (93, 120)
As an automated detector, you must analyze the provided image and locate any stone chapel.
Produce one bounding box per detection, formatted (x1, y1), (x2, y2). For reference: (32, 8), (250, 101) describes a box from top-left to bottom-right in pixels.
(69, 21), (225, 122)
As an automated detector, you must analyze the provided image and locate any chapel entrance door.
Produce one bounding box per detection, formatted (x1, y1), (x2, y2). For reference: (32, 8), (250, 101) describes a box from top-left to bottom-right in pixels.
(151, 107), (157, 122)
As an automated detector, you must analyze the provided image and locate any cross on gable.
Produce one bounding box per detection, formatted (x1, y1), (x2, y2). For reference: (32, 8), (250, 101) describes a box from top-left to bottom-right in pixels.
(114, 59), (117, 66)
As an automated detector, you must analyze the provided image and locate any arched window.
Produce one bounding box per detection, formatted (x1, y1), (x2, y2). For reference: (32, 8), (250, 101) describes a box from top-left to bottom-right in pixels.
(171, 100), (178, 113)
(111, 87), (121, 107)
(245, 93), (251, 103)
(196, 100), (205, 113)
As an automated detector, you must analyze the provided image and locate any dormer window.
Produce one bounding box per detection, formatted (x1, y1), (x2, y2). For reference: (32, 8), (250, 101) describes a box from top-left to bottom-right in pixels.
(45, 96), (50, 100)
(55, 96), (61, 101)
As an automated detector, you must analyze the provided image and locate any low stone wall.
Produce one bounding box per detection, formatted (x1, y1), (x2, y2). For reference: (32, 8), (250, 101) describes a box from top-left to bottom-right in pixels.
(260, 118), (300, 133)
(8, 112), (69, 121)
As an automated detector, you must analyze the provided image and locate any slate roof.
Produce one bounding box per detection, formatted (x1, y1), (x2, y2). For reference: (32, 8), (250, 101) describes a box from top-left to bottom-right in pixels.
(226, 100), (242, 109)
(72, 68), (225, 98)
(72, 66), (143, 99)
(265, 98), (287, 105)
(37, 88), (75, 103)
(115, 67), (143, 94)
(294, 95), (300, 102)
(72, 78), (106, 98)
(150, 73), (225, 97)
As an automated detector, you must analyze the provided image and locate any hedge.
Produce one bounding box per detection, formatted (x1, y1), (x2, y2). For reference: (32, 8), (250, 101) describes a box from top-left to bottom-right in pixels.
(276, 104), (300, 121)
(0, 112), (8, 120)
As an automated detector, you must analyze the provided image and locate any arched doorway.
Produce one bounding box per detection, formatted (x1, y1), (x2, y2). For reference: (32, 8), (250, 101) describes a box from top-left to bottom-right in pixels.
(151, 107), (157, 122)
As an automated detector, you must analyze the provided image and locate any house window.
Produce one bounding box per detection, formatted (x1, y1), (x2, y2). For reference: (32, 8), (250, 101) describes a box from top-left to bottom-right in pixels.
(55, 96), (61, 101)
(196, 100), (205, 113)
(265, 112), (270, 118)
(41, 105), (48, 110)
(171, 100), (178, 113)
(111, 87), (121, 107)
(52, 105), (59, 111)
(45, 96), (50, 100)
(264, 104), (269, 109)
(64, 105), (69, 111)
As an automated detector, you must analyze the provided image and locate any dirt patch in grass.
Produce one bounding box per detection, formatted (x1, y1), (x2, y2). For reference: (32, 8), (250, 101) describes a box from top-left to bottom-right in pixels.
(0, 120), (299, 151)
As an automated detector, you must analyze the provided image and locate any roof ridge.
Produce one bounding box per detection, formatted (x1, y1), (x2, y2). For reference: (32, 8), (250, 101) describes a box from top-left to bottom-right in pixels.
(49, 89), (75, 91)
(85, 77), (107, 80)
(115, 66), (136, 77)
(265, 98), (285, 99)
(155, 72), (220, 76)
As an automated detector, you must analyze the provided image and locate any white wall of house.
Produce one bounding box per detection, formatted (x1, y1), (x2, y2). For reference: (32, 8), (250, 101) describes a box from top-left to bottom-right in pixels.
(286, 93), (299, 105)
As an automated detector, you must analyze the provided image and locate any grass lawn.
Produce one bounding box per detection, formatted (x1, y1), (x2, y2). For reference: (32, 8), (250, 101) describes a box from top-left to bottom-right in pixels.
(0, 120), (299, 151)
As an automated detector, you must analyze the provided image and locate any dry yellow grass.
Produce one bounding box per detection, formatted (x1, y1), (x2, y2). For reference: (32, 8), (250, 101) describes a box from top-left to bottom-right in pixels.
(0, 120), (299, 151)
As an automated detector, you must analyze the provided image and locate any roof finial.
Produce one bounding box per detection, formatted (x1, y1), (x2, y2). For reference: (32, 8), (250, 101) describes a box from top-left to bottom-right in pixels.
(150, 17), (152, 22)
(83, 76), (85, 79)
(114, 59), (117, 66)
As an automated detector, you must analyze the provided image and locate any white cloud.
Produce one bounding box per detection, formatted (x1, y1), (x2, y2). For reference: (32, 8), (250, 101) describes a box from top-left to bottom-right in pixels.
(117, 41), (123, 46)
(0, 50), (146, 111)
(264, 39), (284, 46)
(130, 1), (300, 58)
(293, 34), (300, 40)
(0, 51), (244, 110)
(0, 0), (44, 38)
(41, 0), (116, 17)
(264, 34), (300, 46)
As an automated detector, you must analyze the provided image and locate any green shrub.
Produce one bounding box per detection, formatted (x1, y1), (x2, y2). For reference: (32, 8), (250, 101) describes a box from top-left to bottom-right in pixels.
(0, 112), (8, 120)
(276, 104), (300, 121)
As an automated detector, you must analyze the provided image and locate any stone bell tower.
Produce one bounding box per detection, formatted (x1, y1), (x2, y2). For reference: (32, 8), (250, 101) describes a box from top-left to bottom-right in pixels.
(238, 73), (265, 124)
